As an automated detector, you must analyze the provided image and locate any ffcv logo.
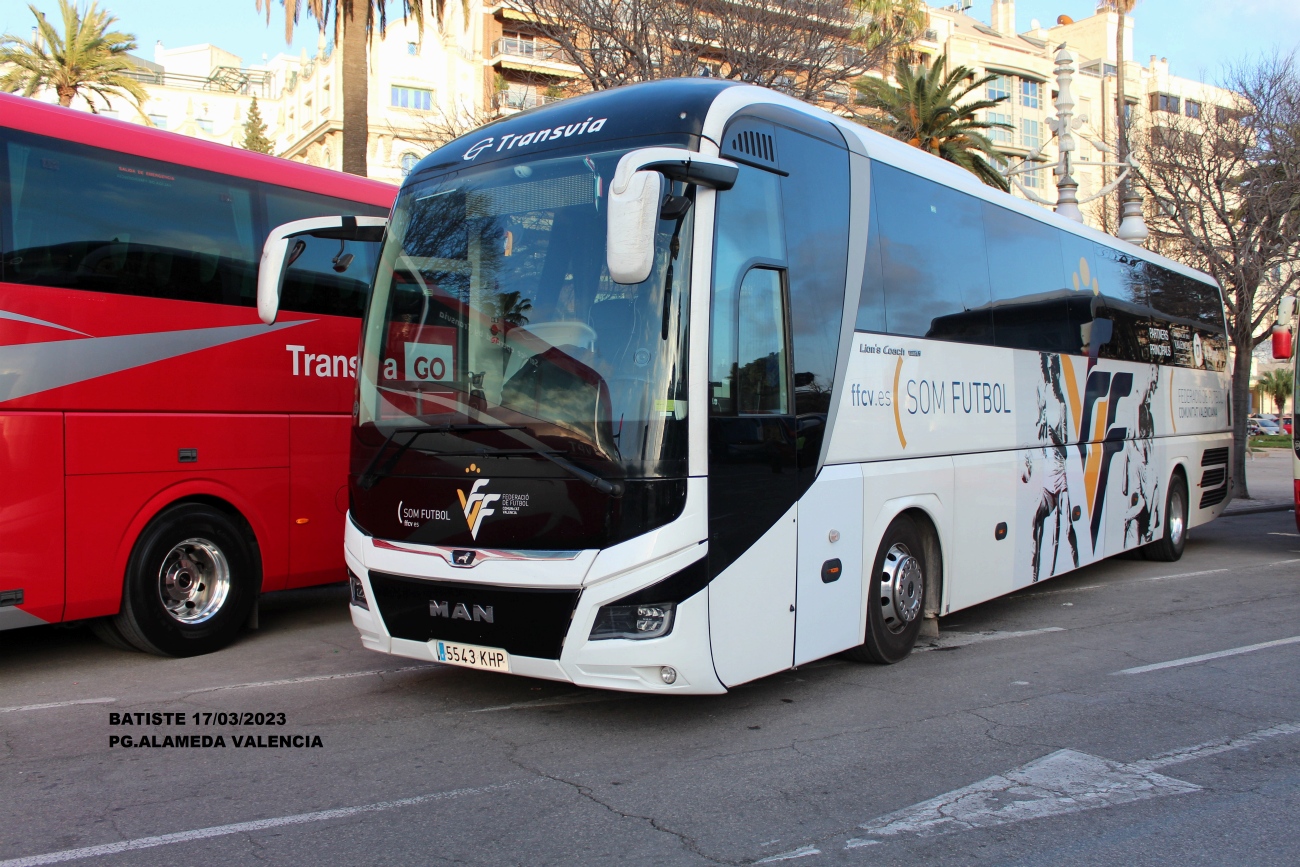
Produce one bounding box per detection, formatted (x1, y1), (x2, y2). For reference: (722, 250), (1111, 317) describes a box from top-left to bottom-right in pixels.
(457, 479), (500, 540)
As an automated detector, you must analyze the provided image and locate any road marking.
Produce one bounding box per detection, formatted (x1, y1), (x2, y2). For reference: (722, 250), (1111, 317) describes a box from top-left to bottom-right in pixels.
(915, 627), (1065, 653)
(1130, 720), (1300, 772)
(755, 845), (822, 862)
(761, 720), (1300, 862)
(189, 665), (432, 693)
(0, 780), (532, 867)
(0, 698), (116, 714)
(1112, 635), (1300, 675)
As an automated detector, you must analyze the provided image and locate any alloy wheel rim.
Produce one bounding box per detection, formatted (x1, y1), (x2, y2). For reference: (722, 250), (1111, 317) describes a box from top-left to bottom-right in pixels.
(158, 538), (231, 624)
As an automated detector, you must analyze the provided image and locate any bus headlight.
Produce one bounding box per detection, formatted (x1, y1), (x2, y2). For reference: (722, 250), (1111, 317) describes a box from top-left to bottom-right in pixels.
(589, 602), (675, 640)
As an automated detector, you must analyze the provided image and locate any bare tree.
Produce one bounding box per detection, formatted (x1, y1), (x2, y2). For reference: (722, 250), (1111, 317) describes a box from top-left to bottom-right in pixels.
(1134, 53), (1300, 498)
(509, 0), (927, 102)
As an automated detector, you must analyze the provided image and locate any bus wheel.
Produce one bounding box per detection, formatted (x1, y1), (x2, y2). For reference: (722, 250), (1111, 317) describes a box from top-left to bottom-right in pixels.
(846, 514), (926, 664)
(1144, 474), (1188, 562)
(111, 503), (258, 657)
(89, 618), (140, 652)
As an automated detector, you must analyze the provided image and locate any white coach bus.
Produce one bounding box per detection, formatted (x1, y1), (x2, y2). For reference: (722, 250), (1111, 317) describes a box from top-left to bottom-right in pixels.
(258, 79), (1232, 694)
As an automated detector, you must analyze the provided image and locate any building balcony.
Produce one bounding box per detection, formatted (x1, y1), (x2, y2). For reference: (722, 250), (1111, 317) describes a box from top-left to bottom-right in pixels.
(493, 89), (564, 113)
(489, 38), (580, 76)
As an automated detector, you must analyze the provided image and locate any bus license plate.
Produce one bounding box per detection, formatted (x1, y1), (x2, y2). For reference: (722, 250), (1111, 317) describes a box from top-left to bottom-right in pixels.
(433, 640), (510, 673)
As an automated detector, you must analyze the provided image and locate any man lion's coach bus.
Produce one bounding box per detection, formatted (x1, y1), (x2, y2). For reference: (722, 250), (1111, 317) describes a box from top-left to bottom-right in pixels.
(259, 79), (1232, 693)
(0, 93), (394, 656)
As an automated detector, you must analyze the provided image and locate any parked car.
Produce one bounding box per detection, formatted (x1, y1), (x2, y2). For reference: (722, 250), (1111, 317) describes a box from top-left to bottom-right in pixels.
(1254, 418), (1281, 436)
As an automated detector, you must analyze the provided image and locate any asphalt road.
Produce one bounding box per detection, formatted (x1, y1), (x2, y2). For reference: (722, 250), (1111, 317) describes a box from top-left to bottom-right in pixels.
(2, 460), (1298, 866)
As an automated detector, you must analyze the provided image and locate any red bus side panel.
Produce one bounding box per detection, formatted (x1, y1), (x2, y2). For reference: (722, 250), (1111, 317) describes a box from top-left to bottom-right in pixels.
(288, 415), (352, 589)
(0, 412), (65, 623)
(63, 414), (291, 620)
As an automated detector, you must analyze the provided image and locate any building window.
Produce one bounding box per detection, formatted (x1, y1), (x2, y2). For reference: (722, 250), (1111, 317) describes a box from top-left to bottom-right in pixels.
(148, 114), (167, 129)
(196, 118), (214, 133)
(1022, 119), (1042, 151)
(1184, 99), (1202, 119)
(1023, 167), (1044, 189)
(1020, 79), (1043, 110)
(391, 86), (432, 111)
(988, 111), (1012, 144)
(407, 42), (419, 56)
(1151, 92), (1180, 114)
(987, 74), (1011, 102)
(400, 152), (420, 177)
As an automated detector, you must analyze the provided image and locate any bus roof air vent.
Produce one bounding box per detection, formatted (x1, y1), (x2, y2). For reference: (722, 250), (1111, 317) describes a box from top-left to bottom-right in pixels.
(720, 119), (781, 173)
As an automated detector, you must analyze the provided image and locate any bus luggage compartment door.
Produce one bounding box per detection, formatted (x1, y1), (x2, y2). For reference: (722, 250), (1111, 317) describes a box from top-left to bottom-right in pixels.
(794, 465), (864, 665)
(0, 412), (65, 627)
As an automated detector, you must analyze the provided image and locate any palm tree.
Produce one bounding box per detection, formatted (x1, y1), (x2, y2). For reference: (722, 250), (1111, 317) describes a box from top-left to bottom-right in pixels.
(259, 0), (462, 177)
(0, 0), (146, 113)
(856, 53), (1013, 191)
(1257, 367), (1293, 417)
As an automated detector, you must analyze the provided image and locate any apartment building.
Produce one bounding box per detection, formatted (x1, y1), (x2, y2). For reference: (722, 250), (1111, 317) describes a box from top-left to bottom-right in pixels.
(921, 0), (1234, 228)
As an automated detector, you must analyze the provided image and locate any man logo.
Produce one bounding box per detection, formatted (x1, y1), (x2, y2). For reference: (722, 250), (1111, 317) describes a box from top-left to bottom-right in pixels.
(457, 478), (500, 540)
(429, 600), (494, 622)
(451, 550), (476, 567)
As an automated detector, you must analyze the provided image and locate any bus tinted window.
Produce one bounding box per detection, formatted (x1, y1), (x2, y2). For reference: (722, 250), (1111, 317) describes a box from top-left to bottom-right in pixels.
(873, 164), (993, 344)
(265, 188), (387, 318)
(2, 132), (257, 305)
(982, 203), (1081, 353)
(775, 126), (849, 419)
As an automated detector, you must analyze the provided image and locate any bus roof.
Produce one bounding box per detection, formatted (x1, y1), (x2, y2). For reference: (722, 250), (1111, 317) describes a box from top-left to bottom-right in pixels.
(0, 92), (395, 207)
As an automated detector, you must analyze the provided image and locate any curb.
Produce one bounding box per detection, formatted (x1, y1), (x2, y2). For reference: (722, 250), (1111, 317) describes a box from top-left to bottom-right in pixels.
(1222, 504), (1295, 516)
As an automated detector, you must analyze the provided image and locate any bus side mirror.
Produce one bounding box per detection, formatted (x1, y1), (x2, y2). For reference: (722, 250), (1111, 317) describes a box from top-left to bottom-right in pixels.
(606, 147), (738, 285)
(1272, 296), (1296, 360)
(606, 169), (663, 285)
(257, 215), (388, 324)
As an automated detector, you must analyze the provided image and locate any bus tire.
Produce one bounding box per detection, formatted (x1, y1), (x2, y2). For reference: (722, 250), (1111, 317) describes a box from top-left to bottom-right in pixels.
(1143, 473), (1188, 563)
(111, 503), (259, 657)
(89, 618), (140, 652)
(846, 514), (927, 664)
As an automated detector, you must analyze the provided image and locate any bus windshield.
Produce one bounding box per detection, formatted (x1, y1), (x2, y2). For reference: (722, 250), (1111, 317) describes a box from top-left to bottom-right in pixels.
(358, 146), (693, 483)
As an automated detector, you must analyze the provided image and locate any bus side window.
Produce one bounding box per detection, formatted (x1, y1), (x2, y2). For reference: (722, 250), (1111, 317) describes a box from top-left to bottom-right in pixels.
(855, 166), (886, 335)
(736, 268), (791, 415)
(710, 165), (785, 416)
(265, 188), (387, 318)
(872, 163), (993, 344)
(982, 202), (1075, 353)
(1, 131), (256, 306)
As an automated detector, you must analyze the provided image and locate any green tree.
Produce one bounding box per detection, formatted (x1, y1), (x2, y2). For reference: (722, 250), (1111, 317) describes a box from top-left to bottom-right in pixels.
(1258, 367), (1293, 416)
(241, 95), (274, 153)
(257, 0), (460, 177)
(0, 0), (146, 113)
(855, 53), (1012, 191)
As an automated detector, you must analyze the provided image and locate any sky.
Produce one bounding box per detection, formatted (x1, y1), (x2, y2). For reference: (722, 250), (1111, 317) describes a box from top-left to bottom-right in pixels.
(0, 0), (1296, 83)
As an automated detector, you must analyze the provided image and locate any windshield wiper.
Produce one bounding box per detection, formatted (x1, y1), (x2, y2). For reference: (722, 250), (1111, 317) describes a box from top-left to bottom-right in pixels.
(357, 423), (624, 497)
(357, 424), (519, 490)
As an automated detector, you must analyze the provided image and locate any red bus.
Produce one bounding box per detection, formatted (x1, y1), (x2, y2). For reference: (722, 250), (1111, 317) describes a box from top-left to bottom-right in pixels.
(0, 93), (395, 656)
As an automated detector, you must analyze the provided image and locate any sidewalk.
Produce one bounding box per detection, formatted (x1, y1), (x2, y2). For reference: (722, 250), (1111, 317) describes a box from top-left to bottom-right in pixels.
(1223, 448), (1294, 515)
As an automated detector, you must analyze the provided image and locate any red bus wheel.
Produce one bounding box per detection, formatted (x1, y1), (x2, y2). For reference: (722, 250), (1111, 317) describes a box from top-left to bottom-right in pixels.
(111, 503), (259, 657)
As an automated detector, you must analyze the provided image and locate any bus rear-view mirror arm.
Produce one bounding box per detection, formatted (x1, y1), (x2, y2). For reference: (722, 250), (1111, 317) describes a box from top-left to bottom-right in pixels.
(257, 215), (388, 324)
(607, 148), (738, 285)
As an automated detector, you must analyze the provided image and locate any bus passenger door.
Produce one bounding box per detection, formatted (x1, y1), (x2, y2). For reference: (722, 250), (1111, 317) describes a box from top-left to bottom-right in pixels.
(707, 261), (799, 686)
(0, 413), (64, 627)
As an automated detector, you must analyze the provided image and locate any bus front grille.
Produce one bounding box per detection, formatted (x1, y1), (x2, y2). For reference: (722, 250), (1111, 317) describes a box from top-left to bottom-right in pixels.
(367, 571), (579, 660)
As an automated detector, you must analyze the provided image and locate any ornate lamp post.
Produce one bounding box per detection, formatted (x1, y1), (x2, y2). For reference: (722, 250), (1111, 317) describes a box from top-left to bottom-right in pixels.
(1002, 44), (1148, 244)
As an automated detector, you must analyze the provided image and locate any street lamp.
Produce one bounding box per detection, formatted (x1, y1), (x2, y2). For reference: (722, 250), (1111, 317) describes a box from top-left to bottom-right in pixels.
(1001, 44), (1148, 244)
